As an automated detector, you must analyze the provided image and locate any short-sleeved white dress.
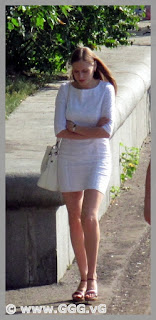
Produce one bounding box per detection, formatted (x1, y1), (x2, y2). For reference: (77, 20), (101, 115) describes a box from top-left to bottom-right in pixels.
(54, 80), (115, 194)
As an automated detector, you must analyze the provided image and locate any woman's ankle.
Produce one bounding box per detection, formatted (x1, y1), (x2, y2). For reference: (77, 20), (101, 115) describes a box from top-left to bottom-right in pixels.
(87, 272), (97, 280)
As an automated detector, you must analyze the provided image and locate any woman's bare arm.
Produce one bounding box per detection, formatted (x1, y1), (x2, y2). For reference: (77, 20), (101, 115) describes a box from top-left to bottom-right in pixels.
(66, 117), (110, 139)
(57, 117), (110, 139)
(56, 129), (89, 140)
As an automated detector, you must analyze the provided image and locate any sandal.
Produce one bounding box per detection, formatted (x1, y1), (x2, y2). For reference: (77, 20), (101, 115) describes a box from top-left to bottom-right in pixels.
(72, 280), (87, 302)
(85, 278), (98, 301)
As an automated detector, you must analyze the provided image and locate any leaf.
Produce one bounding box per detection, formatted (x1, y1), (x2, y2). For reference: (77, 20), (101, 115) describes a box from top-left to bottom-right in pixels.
(120, 173), (126, 182)
(47, 16), (55, 28)
(18, 6), (26, 12)
(7, 22), (15, 30)
(11, 18), (19, 27)
(77, 6), (82, 12)
(36, 16), (45, 29)
(60, 5), (71, 17)
(110, 186), (115, 193)
(127, 169), (133, 178)
(120, 142), (125, 147)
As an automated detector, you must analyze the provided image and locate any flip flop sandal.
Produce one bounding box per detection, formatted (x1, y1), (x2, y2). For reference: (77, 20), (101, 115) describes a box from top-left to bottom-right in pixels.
(72, 290), (86, 301)
(85, 278), (98, 301)
(85, 289), (98, 301)
(72, 280), (87, 302)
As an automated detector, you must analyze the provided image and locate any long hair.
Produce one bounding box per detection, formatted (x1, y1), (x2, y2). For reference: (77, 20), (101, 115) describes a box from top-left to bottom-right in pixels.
(70, 46), (117, 94)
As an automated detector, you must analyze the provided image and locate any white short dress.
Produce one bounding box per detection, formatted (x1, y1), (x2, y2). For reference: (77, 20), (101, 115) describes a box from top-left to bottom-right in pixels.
(54, 80), (115, 194)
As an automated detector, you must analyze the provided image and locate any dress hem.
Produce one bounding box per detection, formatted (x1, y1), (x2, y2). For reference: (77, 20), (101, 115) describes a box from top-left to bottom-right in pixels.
(59, 188), (106, 195)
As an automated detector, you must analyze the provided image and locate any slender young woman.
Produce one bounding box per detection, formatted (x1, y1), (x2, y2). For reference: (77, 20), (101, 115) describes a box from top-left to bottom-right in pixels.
(54, 46), (117, 301)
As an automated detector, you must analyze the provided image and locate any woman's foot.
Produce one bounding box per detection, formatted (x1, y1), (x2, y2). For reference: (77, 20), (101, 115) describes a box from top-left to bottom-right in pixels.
(85, 278), (98, 301)
(72, 280), (87, 302)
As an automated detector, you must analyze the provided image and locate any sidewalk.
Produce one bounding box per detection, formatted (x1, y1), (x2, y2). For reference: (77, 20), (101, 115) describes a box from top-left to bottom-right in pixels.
(5, 134), (151, 315)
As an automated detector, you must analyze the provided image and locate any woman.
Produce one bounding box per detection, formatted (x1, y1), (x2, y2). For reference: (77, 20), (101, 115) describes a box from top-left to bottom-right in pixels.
(54, 46), (117, 301)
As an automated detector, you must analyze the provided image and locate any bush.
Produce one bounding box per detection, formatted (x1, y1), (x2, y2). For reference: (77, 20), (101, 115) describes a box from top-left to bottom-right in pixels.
(6, 5), (145, 75)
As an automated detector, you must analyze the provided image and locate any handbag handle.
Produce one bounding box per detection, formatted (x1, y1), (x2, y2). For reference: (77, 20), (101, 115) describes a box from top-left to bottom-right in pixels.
(54, 82), (71, 150)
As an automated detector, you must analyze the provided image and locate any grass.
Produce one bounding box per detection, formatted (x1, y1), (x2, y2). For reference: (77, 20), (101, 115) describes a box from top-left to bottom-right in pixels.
(6, 74), (50, 118)
(5, 72), (68, 118)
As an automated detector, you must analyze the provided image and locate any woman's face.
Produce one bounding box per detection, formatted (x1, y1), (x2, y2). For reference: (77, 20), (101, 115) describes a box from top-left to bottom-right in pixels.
(72, 60), (96, 89)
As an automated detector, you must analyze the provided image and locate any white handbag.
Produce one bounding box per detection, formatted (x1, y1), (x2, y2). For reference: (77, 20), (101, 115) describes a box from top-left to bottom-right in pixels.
(37, 82), (70, 191)
(37, 139), (60, 191)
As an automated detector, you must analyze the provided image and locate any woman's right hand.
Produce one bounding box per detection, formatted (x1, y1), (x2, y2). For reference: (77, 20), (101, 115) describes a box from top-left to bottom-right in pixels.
(96, 117), (110, 127)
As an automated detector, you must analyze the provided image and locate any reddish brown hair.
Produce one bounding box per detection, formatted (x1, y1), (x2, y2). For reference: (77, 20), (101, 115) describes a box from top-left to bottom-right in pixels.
(71, 46), (117, 94)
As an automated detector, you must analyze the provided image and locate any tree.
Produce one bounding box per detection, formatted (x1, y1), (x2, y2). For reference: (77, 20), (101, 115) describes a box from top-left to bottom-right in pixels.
(6, 5), (71, 73)
(6, 5), (144, 74)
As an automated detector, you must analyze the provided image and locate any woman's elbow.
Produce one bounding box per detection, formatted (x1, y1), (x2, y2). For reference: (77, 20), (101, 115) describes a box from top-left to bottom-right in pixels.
(104, 130), (110, 138)
(56, 129), (67, 138)
(56, 132), (62, 138)
(101, 128), (110, 138)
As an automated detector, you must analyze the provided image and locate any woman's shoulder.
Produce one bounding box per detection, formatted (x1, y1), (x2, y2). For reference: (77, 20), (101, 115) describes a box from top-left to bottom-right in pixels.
(100, 80), (113, 89)
(100, 81), (115, 94)
(59, 81), (70, 90)
(57, 81), (71, 97)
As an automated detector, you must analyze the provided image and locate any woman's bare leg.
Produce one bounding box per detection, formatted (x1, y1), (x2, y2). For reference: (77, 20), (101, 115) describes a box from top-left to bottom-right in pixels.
(81, 189), (103, 298)
(62, 191), (88, 285)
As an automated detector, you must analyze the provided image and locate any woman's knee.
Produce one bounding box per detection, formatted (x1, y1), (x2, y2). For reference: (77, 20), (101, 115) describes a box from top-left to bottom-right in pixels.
(81, 210), (99, 228)
(69, 214), (82, 230)
(62, 191), (83, 218)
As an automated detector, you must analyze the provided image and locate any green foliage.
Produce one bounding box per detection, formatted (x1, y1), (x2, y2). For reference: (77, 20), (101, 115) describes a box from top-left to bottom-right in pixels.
(6, 73), (52, 118)
(110, 186), (121, 199)
(119, 143), (140, 183)
(110, 142), (140, 200)
(6, 5), (144, 74)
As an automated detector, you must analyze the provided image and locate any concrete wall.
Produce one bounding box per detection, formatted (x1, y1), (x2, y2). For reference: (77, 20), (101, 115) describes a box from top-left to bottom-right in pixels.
(6, 174), (75, 289)
(6, 207), (57, 288)
(6, 49), (151, 289)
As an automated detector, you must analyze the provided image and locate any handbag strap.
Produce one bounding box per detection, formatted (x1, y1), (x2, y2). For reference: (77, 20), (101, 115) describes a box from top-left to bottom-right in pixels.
(54, 81), (71, 149)
(56, 138), (61, 148)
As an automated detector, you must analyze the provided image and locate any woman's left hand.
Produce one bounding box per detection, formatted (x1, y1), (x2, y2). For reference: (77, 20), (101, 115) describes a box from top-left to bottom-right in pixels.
(66, 120), (75, 132)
